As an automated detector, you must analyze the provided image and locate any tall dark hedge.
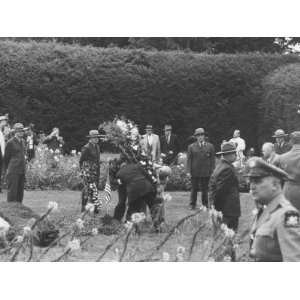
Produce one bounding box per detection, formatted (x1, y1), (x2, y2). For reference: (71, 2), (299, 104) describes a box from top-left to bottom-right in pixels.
(0, 40), (299, 152)
(259, 63), (300, 146)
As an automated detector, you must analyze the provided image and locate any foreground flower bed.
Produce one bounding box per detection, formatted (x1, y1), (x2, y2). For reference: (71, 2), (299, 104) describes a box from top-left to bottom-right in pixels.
(0, 196), (252, 262)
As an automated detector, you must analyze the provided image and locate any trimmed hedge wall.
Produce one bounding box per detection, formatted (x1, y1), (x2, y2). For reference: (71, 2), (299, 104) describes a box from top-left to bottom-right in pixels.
(259, 63), (300, 145)
(0, 40), (299, 152)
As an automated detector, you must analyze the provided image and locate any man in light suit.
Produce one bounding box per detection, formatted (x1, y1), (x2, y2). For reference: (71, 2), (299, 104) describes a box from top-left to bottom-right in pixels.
(140, 124), (161, 163)
(4, 123), (27, 203)
(0, 115), (8, 193)
(186, 128), (215, 209)
(274, 131), (300, 211)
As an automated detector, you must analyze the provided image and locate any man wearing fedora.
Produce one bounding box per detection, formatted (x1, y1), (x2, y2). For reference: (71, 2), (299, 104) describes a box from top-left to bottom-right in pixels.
(274, 131), (300, 211)
(209, 142), (241, 231)
(186, 128), (215, 209)
(140, 124), (161, 163)
(79, 130), (102, 212)
(4, 123), (27, 203)
(273, 129), (292, 155)
(0, 115), (9, 192)
(160, 124), (180, 165)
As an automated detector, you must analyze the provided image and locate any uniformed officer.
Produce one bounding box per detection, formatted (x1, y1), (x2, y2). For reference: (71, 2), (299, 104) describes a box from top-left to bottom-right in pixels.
(245, 157), (300, 261)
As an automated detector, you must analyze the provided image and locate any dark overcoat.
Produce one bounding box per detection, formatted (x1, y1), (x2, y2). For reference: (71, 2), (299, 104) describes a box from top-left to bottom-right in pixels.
(209, 159), (241, 217)
(116, 163), (155, 203)
(4, 136), (26, 174)
(274, 141), (292, 155)
(186, 141), (215, 177)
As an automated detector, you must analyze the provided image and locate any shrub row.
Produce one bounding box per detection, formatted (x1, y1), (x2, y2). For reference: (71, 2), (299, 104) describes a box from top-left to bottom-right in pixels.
(0, 40), (300, 152)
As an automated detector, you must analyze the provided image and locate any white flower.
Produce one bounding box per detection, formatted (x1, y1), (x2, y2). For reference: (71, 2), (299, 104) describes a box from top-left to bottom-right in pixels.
(23, 226), (31, 236)
(220, 223), (228, 232)
(161, 153), (166, 158)
(163, 193), (172, 202)
(224, 228), (235, 239)
(78, 152), (81, 155)
(55, 149), (60, 154)
(162, 252), (170, 262)
(0, 217), (10, 233)
(124, 221), (133, 231)
(116, 119), (128, 134)
(76, 218), (85, 229)
(223, 255), (232, 262)
(92, 228), (98, 236)
(53, 155), (59, 162)
(140, 161), (146, 166)
(85, 203), (95, 213)
(48, 201), (58, 211)
(180, 163), (185, 168)
(131, 212), (146, 224)
(71, 149), (76, 155)
(16, 235), (24, 243)
(176, 246), (185, 255)
(50, 149), (54, 153)
(67, 239), (81, 251)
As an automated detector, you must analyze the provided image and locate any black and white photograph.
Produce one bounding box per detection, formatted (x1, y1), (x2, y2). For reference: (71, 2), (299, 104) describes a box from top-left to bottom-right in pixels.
(1, 36), (300, 263)
(1, 1), (300, 299)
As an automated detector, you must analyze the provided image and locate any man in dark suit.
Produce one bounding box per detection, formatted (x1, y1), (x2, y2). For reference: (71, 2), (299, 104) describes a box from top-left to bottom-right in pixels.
(186, 128), (215, 209)
(160, 124), (180, 165)
(273, 129), (292, 155)
(79, 130), (101, 212)
(116, 162), (162, 229)
(4, 123), (27, 203)
(209, 142), (241, 231)
(274, 131), (300, 211)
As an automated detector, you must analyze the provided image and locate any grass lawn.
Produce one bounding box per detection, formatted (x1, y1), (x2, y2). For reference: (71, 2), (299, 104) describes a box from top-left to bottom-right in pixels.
(0, 190), (255, 262)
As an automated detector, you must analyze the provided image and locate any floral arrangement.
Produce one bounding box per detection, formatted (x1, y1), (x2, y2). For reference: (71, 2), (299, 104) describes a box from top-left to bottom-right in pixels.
(99, 116), (158, 185)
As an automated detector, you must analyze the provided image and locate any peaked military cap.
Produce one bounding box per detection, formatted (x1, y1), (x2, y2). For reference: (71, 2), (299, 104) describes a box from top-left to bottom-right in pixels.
(244, 157), (290, 180)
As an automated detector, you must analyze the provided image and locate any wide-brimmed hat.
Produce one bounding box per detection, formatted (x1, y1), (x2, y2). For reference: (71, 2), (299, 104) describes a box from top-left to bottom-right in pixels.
(86, 130), (102, 138)
(194, 128), (205, 136)
(216, 142), (237, 155)
(13, 123), (27, 132)
(244, 157), (290, 180)
(0, 115), (8, 122)
(272, 129), (288, 138)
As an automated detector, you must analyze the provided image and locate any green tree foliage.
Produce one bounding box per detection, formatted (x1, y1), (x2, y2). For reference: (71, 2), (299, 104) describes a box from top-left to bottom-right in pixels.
(259, 63), (300, 144)
(0, 40), (299, 151)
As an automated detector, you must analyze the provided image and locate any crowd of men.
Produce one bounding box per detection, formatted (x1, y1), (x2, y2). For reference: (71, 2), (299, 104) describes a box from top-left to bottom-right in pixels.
(1, 113), (300, 261)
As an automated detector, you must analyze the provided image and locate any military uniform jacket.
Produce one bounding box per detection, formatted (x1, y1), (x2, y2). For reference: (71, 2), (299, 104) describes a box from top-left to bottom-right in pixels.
(274, 141), (292, 155)
(4, 136), (26, 174)
(186, 141), (215, 177)
(250, 194), (300, 262)
(116, 163), (155, 203)
(209, 159), (241, 217)
(274, 145), (300, 211)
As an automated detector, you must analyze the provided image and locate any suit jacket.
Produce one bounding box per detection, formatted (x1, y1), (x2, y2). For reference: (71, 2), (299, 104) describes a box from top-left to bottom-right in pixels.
(116, 163), (155, 203)
(79, 142), (100, 168)
(160, 133), (180, 161)
(186, 141), (215, 177)
(4, 136), (26, 174)
(274, 141), (292, 155)
(209, 159), (241, 217)
(140, 134), (161, 162)
(274, 145), (300, 210)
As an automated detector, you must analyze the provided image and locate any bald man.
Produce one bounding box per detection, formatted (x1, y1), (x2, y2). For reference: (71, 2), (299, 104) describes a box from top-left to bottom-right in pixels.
(262, 142), (278, 165)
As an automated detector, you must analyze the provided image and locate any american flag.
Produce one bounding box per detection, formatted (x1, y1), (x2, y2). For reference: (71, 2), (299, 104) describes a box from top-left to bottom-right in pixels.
(98, 169), (111, 206)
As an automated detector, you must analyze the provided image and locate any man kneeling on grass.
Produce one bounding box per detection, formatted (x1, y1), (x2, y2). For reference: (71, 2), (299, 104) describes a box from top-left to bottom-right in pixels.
(115, 158), (165, 232)
(209, 142), (241, 232)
